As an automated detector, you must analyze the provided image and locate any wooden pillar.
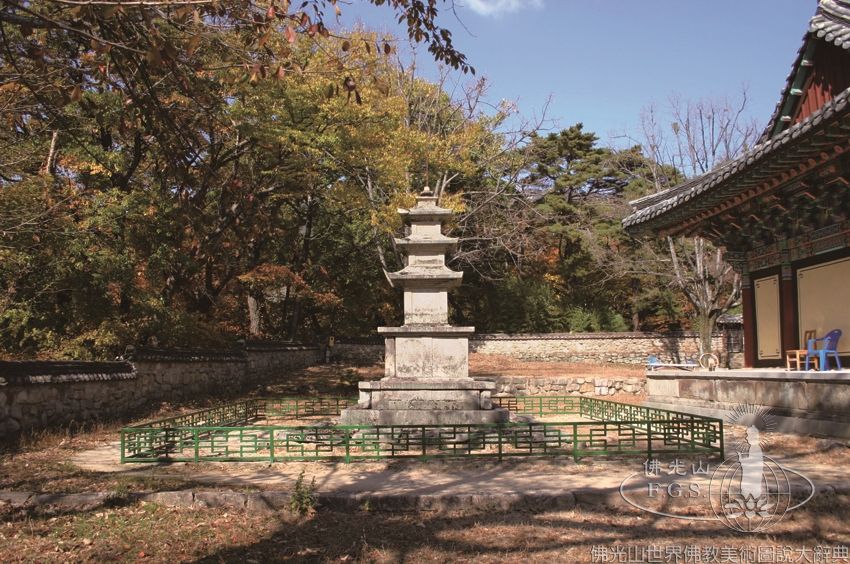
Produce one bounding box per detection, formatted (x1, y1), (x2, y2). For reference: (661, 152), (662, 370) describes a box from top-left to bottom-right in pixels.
(741, 274), (756, 368)
(780, 264), (797, 354)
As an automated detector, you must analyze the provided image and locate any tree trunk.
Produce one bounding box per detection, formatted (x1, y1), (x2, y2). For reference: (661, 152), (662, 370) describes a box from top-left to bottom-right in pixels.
(287, 302), (302, 341)
(695, 312), (716, 356)
(287, 195), (315, 341)
(41, 131), (59, 176)
(247, 295), (261, 337)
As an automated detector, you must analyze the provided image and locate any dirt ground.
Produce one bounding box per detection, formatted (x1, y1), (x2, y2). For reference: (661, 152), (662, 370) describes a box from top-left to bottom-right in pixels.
(2, 360), (850, 495)
(2, 494), (849, 563)
(0, 359), (641, 495)
(469, 354), (645, 379)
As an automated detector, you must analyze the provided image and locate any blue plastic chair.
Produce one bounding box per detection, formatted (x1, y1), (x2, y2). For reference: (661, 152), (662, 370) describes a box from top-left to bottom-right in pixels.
(805, 329), (842, 371)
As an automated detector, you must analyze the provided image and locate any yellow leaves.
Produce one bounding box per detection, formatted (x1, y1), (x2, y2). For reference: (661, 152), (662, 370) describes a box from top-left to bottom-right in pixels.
(62, 155), (108, 177)
(440, 192), (466, 214)
(543, 273), (565, 288)
(162, 92), (195, 107)
(227, 28), (495, 224)
(369, 191), (416, 234)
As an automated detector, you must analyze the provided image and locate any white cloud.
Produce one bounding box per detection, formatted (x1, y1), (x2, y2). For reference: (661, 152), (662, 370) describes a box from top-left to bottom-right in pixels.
(464, 0), (543, 17)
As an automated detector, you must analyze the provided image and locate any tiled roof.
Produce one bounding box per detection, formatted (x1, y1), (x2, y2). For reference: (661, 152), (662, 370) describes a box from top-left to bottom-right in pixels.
(815, 0), (850, 47)
(717, 313), (743, 325)
(761, 0), (850, 142)
(623, 87), (850, 233)
(623, 1), (850, 234)
(0, 361), (136, 386)
(126, 346), (246, 362)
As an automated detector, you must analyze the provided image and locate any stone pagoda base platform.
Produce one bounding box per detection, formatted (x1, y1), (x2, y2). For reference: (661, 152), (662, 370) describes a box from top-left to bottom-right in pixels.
(340, 379), (509, 426)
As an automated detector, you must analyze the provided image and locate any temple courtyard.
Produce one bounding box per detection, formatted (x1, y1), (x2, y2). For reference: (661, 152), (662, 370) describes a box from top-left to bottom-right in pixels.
(1, 359), (849, 562)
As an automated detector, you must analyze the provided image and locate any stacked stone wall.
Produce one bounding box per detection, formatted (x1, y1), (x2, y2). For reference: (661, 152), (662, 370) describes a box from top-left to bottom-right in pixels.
(485, 375), (645, 397)
(245, 344), (324, 381)
(0, 344), (322, 437)
(332, 332), (743, 368)
(331, 342), (384, 364)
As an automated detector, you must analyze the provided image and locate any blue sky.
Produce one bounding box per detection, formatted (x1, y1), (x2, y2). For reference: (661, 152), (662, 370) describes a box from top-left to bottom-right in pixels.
(340, 0), (817, 144)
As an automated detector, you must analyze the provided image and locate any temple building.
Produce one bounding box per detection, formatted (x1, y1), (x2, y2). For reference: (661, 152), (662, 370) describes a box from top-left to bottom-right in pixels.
(624, 0), (850, 368)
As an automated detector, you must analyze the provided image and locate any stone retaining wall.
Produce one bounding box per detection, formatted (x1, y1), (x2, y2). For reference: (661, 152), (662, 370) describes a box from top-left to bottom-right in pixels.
(646, 370), (850, 438)
(485, 376), (645, 397)
(0, 344), (323, 438)
(332, 332), (743, 367)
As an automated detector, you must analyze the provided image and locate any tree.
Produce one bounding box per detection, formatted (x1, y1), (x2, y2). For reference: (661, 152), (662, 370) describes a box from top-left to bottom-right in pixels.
(0, 19), (528, 357)
(634, 91), (758, 354)
(450, 124), (673, 333)
(0, 2), (477, 357)
(667, 236), (740, 356)
(227, 32), (514, 340)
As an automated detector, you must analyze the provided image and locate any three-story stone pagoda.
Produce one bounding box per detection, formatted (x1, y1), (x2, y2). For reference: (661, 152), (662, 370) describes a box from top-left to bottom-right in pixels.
(340, 187), (508, 425)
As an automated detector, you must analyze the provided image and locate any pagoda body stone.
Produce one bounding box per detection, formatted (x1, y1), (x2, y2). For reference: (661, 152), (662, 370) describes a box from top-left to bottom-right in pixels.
(340, 187), (508, 426)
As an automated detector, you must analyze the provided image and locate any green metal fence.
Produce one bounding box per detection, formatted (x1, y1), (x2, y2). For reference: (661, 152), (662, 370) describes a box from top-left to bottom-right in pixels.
(491, 395), (582, 416)
(262, 397), (356, 419)
(141, 401), (260, 429)
(120, 396), (723, 463)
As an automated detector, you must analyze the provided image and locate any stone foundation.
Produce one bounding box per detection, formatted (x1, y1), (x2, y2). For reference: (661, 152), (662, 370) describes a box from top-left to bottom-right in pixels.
(338, 407), (509, 426)
(341, 378), (508, 425)
(646, 370), (850, 437)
